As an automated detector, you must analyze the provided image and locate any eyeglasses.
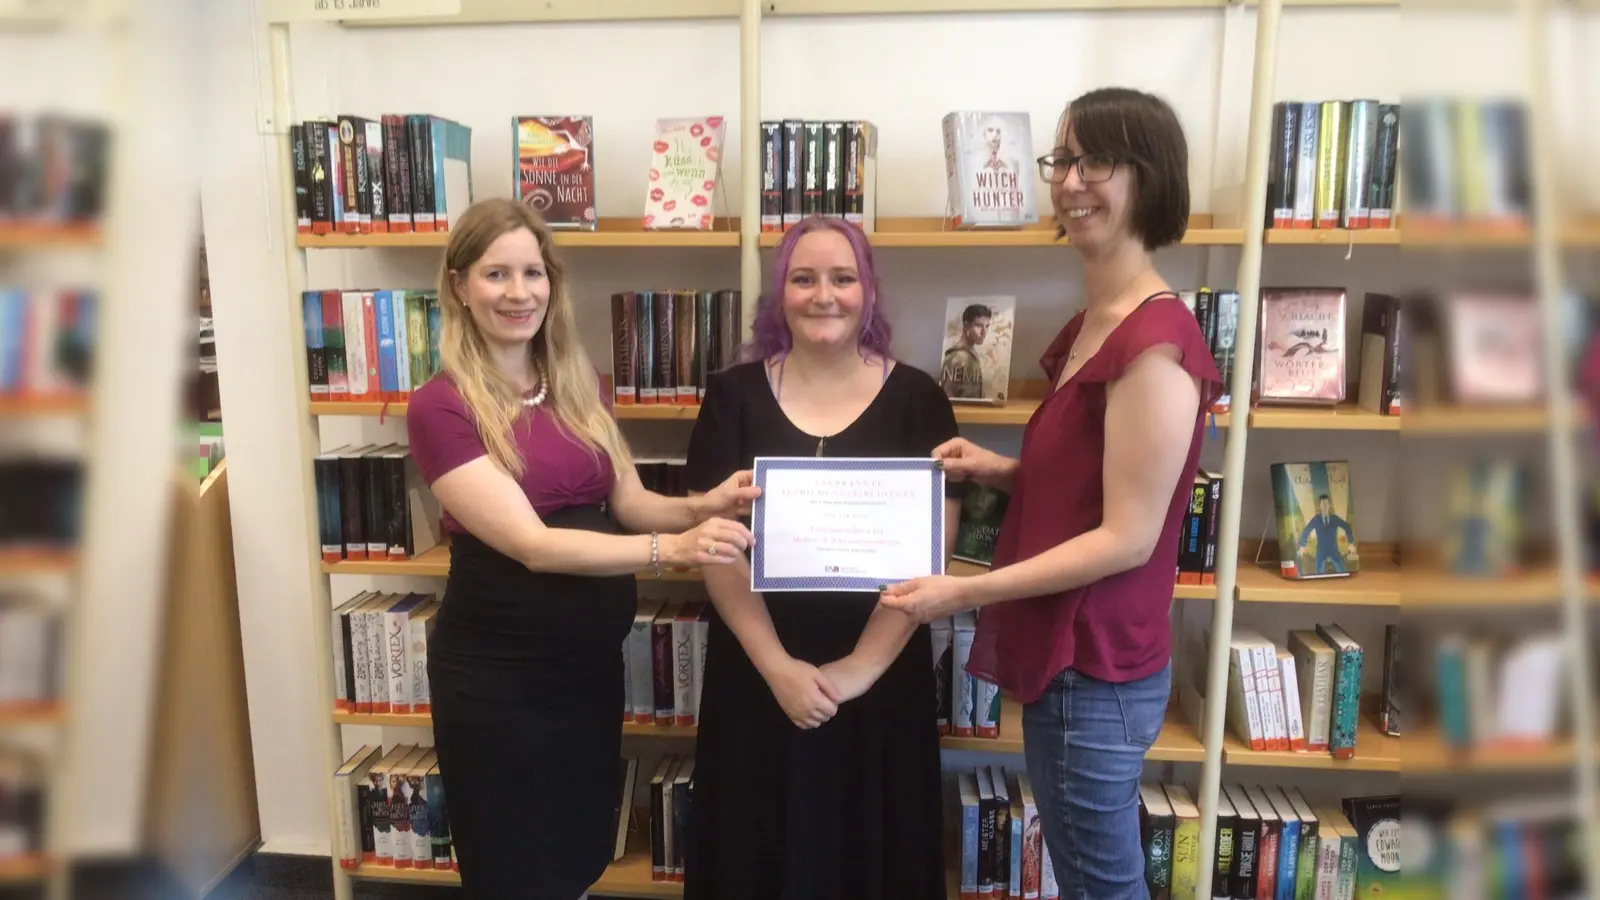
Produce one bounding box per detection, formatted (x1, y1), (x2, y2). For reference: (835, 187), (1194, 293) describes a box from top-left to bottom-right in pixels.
(1036, 152), (1120, 185)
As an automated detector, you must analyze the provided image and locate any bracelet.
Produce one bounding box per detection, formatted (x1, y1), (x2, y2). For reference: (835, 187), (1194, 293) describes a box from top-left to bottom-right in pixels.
(650, 532), (662, 579)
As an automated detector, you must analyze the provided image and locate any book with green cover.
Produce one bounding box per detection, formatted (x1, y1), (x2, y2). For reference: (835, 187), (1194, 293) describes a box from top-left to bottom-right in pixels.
(1270, 460), (1359, 579)
(953, 484), (1009, 566)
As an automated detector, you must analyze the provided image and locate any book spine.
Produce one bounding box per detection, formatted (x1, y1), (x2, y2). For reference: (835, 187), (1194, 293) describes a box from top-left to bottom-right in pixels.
(1268, 102), (1296, 228)
(410, 611), (432, 714)
(822, 120), (844, 217)
(846, 121), (866, 224)
(1292, 102), (1320, 229)
(1340, 100), (1378, 228)
(694, 291), (716, 402)
(673, 615), (695, 726)
(653, 291), (676, 404)
(1201, 476), (1222, 585)
(673, 289), (697, 405)
(1313, 100), (1347, 229)
(1280, 654), (1306, 751)
(1233, 817), (1259, 900)
(652, 617), (673, 722)
(365, 119), (388, 233)
(760, 121), (782, 232)
(636, 292), (657, 404)
(306, 121), (334, 233)
(292, 123), (311, 232)
(304, 291), (328, 397)
(1328, 644), (1362, 759)
(802, 121), (823, 216)
(386, 604), (412, 714)
(782, 120), (804, 228)
(1367, 104), (1400, 228)
(374, 289), (398, 401)
(337, 117), (361, 233)
(352, 118), (372, 232)
(316, 458), (342, 563)
(612, 292), (638, 405)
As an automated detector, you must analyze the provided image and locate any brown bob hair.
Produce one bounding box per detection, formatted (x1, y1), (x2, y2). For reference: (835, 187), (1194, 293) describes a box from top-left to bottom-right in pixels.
(1055, 87), (1190, 251)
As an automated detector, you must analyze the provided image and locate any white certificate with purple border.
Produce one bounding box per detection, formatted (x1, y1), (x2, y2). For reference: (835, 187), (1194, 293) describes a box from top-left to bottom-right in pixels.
(749, 457), (946, 593)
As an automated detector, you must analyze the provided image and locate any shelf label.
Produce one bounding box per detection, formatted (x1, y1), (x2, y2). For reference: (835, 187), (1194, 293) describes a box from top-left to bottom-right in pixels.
(264, 0), (461, 23)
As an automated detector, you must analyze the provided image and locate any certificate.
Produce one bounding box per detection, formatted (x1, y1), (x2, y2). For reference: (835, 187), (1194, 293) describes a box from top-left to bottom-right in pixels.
(750, 457), (945, 593)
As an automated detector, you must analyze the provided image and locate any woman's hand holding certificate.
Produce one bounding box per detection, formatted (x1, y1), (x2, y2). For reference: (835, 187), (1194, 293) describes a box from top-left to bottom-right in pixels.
(749, 457), (946, 592)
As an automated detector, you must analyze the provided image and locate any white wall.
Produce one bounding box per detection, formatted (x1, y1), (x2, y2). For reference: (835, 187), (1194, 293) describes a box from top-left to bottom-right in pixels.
(202, 0), (1448, 856)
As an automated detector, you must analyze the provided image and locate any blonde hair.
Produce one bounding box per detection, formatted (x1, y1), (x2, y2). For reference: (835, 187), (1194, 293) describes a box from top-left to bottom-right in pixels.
(435, 198), (632, 479)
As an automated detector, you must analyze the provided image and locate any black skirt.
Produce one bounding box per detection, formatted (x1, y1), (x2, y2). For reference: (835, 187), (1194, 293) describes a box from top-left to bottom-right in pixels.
(426, 504), (637, 900)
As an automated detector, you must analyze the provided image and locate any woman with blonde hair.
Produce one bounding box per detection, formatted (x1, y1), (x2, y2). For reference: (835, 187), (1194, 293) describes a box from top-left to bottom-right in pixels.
(405, 197), (759, 900)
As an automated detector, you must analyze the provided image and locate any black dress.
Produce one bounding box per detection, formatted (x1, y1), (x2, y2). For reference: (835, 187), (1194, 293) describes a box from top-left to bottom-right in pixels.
(427, 504), (637, 900)
(682, 361), (959, 900)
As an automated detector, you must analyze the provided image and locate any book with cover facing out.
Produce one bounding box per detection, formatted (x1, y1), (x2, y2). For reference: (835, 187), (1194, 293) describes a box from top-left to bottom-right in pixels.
(1257, 288), (1347, 405)
(644, 117), (725, 231)
(513, 116), (595, 230)
(1270, 461), (1359, 579)
(939, 296), (1015, 405)
(953, 484), (1009, 566)
(941, 111), (1038, 228)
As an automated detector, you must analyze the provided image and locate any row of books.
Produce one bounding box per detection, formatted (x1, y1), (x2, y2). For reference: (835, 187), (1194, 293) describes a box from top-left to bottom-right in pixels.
(1177, 288), (1240, 413)
(0, 114), (110, 226)
(645, 753), (694, 882)
(1225, 624), (1385, 760)
(302, 288), (443, 404)
(1152, 784), (1395, 900)
(312, 443), (442, 564)
(0, 458), (82, 552)
(757, 119), (879, 231)
(610, 289), (743, 407)
(0, 600), (61, 712)
(1264, 99), (1400, 230)
(1403, 98), (1530, 226)
(953, 764), (1057, 900)
(627, 600), (708, 727)
(0, 288), (96, 400)
(933, 615), (1004, 739)
(0, 746), (44, 869)
(289, 115), (473, 237)
(1434, 629), (1565, 753)
(1411, 794), (1589, 897)
(1406, 291), (1554, 408)
(332, 743), (451, 872)
(516, 116), (730, 232)
(1250, 288), (1403, 412)
(331, 591), (440, 717)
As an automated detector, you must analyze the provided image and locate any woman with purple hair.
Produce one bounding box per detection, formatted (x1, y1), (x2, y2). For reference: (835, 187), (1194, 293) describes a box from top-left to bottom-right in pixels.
(681, 215), (959, 900)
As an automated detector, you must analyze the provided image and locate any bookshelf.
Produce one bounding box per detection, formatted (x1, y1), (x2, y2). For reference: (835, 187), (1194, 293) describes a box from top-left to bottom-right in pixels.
(259, 2), (1598, 899)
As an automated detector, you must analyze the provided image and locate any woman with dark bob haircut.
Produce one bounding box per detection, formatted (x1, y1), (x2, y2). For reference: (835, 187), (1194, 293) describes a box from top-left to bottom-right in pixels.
(882, 87), (1223, 898)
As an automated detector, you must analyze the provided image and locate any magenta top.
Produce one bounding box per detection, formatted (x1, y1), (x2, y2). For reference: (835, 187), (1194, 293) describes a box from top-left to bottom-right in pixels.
(965, 294), (1223, 703)
(406, 375), (617, 532)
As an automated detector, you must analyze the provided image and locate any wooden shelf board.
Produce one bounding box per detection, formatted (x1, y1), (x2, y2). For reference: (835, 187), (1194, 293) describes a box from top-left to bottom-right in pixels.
(1263, 228), (1401, 246)
(1222, 715), (1401, 772)
(0, 394), (89, 417)
(336, 0), (1395, 27)
(310, 398), (1049, 427)
(0, 548), (78, 577)
(1402, 729), (1580, 775)
(1248, 404), (1399, 432)
(760, 215), (1240, 249)
(0, 704), (63, 727)
(0, 223), (101, 248)
(0, 855), (52, 885)
(1403, 566), (1599, 609)
(337, 696), (1205, 763)
(1401, 404), (1570, 435)
(298, 218), (739, 250)
(1234, 556), (1401, 606)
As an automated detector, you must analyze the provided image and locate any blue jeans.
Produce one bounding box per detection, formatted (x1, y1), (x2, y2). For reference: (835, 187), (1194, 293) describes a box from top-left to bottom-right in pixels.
(1021, 662), (1172, 900)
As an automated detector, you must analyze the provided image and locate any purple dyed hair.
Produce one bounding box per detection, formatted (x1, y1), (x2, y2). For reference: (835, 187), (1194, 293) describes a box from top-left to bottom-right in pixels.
(739, 215), (894, 363)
